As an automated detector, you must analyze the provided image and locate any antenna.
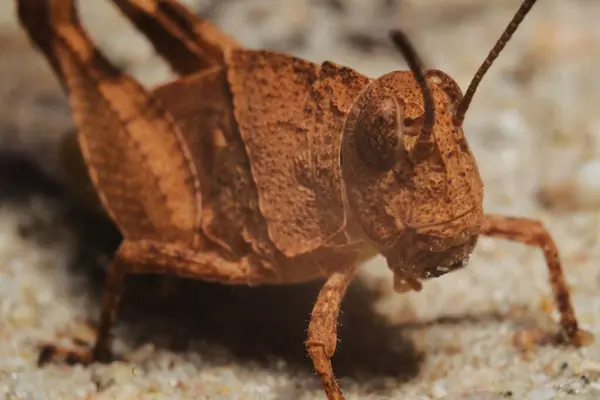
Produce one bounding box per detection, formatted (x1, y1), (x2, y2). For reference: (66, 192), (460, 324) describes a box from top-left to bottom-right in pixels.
(389, 30), (434, 144)
(454, 0), (538, 126)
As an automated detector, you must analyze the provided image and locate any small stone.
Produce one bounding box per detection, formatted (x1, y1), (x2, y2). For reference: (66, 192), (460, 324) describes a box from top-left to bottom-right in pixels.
(536, 157), (600, 210)
(125, 343), (156, 363)
(576, 359), (600, 379)
(10, 305), (36, 327)
(69, 321), (97, 345)
(431, 380), (449, 399)
(590, 382), (600, 393)
(101, 363), (136, 386)
(526, 387), (556, 400)
(573, 159), (600, 207)
(441, 391), (506, 400)
(274, 358), (287, 371)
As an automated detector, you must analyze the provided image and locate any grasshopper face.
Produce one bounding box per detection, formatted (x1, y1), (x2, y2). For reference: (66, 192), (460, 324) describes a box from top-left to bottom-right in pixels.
(341, 70), (484, 292)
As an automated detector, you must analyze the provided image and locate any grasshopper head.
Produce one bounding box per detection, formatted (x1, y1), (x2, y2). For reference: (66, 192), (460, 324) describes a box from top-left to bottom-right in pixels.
(340, 32), (484, 292)
(346, 0), (538, 291)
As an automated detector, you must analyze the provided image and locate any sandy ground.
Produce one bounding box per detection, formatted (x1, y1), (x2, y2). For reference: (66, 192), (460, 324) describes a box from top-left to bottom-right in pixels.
(2, 0), (600, 399)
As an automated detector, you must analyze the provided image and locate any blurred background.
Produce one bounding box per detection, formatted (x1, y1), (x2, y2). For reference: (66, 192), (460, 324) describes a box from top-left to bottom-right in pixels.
(2, 0), (600, 399)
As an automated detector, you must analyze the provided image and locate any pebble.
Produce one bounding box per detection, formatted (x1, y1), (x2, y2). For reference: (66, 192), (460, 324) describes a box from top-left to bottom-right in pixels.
(573, 159), (600, 208)
(431, 380), (449, 398)
(440, 392), (506, 400)
(537, 158), (600, 210)
(577, 359), (600, 380)
(9, 305), (36, 327)
(526, 387), (556, 400)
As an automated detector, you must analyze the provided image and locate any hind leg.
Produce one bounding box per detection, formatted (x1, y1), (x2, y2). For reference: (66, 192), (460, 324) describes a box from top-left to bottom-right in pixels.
(16, 0), (206, 365)
(111, 0), (239, 75)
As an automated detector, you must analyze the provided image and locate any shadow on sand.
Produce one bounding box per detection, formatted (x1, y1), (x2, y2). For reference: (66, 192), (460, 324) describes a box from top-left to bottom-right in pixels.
(0, 151), (426, 397)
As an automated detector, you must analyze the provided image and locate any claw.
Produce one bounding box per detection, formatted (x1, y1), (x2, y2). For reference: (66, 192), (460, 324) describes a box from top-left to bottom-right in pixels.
(37, 333), (115, 367)
(37, 343), (96, 367)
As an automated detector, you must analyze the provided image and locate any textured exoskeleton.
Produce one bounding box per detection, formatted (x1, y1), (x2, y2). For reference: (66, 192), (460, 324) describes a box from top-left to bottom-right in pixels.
(15, 0), (588, 399)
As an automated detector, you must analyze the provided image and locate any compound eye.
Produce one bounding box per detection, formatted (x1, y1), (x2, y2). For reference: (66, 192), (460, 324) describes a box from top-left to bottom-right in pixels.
(355, 95), (405, 171)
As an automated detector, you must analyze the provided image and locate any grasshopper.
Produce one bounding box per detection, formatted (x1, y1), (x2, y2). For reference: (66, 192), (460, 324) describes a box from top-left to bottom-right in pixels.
(16, 0), (589, 399)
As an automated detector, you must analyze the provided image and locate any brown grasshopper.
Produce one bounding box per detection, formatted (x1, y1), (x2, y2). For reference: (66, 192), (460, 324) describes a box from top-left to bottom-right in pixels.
(16, 0), (590, 399)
